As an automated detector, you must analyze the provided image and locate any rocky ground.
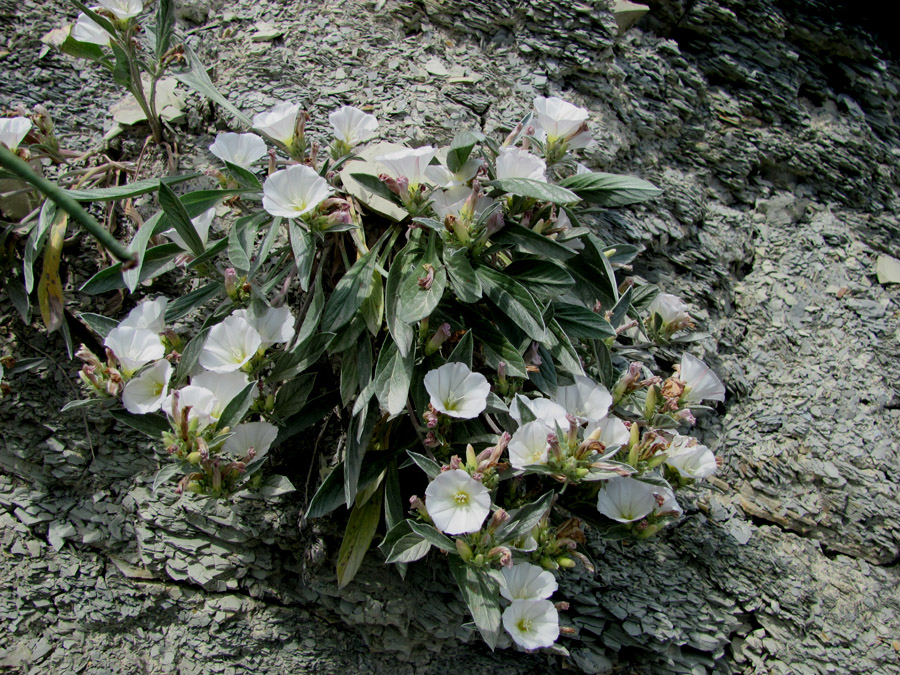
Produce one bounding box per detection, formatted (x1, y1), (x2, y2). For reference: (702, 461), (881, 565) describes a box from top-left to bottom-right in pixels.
(1, 0), (899, 672)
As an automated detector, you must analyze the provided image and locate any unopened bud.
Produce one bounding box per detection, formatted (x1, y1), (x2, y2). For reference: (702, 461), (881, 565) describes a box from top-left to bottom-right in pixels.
(556, 556), (576, 569)
(455, 538), (474, 561)
(425, 322), (451, 356)
(224, 268), (239, 298)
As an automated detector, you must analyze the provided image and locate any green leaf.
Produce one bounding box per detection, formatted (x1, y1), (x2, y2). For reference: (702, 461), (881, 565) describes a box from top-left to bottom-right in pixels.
(528, 343), (557, 397)
(248, 216), (281, 277)
(603, 242), (642, 266)
(447, 330), (473, 368)
(348, 172), (400, 204)
(79, 243), (180, 294)
(340, 346), (360, 407)
(273, 373), (316, 420)
(446, 131), (483, 173)
(327, 313), (367, 354)
(322, 248), (378, 332)
(609, 285), (633, 329)
(553, 303), (615, 339)
(173, 43), (253, 128)
(4, 277), (30, 323)
(475, 265), (547, 341)
(157, 182), (205, 256)
(380, 520), (432, 564)
(345, 400), (378, 507)
(360, 268), (384, 336)
(336, 486), (383, 588)
(296, 271), (324, 344)
(407, 521), (456, 552)
(487, 178), (580, 204)
(63, 174), (198, 202)
(496, 491), (554, 543)
(269, 332), (330, 381)
(24, 201), (56, 294)
(547, 319), (584, 377)
(174, 327), (210, 386)
(396, 234), (446, 324)
(569, 234), (619, 309)
(123, 211), (164, 292)
(165, 283), (223, 323)
(217, 382), (258, 430)
(444, 247), (482, 303)
(594, 339), (615, 389)
(373, 336), (415, 417)
(228, 213), (262, 272)
(289, 222), (315, 291)
(385, 242), (415, 356)
(276, 390), (339, 446)
(60, 33), (105, 61)
(406, 450), (441, 480)
(108, 409), (169, 438)
(78, 312), (117, 339)
(186, 237), (227, 269)
(504, 258), (574, 300)
(558, 171), (662, 207)
(490, 223), (576, 261)
(155, 0), (175, 59)
(449, 557), (502, 650)
(152, 462), (183, 493)
(466, 314), (527, 378)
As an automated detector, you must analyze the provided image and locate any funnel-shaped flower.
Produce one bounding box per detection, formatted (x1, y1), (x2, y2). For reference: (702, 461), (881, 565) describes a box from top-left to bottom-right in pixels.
(99, 0), (143, 19)
(376, 146), (436, 189)
(232, 306), (295, 348)
(508, 421), (552, 469)
(104, 326), (165, 377)
(678, 352), (725, 404)
(665, 434), (717, 479)
(554, 375), (612, 423)
(499, 563), (558, 601)
(424, 469), (491, 534)
(0, 117), (32, 150)
(533, 96), (589, 144)
(71, 13), (110, 46)
(198, 316), (262, 373)
(119, 297), (167, 333)
(191, 370), (257, 418)
(495, 147), (546, 182)
(329, 106), (379, 146)
(585, 416), (630, 449)
(163, 385), (217, 431)
(122, 359), (172, 414)
(502, 599), (559, 650)
(423, 362), (490, 419)
(648, 293), (691, 325)
(509, 395), (569, 430)
(252, 102), (300, 145)
(164, 207), (214, 252)
(262, 164), (332, 218)
(209, 132), (267, 169)
(223, 421), (278, 458)
(425, 158), (482, 188)
(596, 476), (657, 523)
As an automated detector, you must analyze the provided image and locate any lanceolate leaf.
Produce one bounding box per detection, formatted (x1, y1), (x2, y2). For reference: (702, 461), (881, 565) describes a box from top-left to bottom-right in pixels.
(449, 557), (502, 650)
(552, 303), (616, 339)
(558, 171), (662, 207)
(80, 243), (181, 294)
(38, 210), (68, 333)
(158, 182), (204, 256)
(487, 178), (580, 204)
(174, 327), (210, 386)
(289, 222), (316, 291)
(336, 486), (383, 588)
(396, 233), (446, 324)
(155, 0), (175, 59)
(444, 247), (482, 303)
(109, 409), (170, 438)
(165, 283), (224, 323)
(446, 131), (483, 173)
(475, 265), (547, 342)
(380, 520), (432, 564)
(447, 330), (473, 368)
(373, 336), (415, 417)
(407, 521), (455, 552)
(322, 248), (378, 332)
(64, 174), (197, 202)
(217, 382), (258, 430)
(385, 243), (415, 356)
(123, 211), (164, 293)
(406, 450), (441, 480)
(491, 223), (576, 261)
(496, 491), (554, 542)
(174, 44), (253, 128)
(344, 399), (378, 507)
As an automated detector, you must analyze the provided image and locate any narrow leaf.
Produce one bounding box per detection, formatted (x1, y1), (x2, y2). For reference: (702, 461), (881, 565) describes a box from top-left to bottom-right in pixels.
(373, 336), (415, 417)
(449, 558), (502, 650)
(487, 178), (579, 204)
(158, 182), (204, 256)
(336, 486), (383, 588)
(558, 171), (662, 207)
(217, 382), (257, 430)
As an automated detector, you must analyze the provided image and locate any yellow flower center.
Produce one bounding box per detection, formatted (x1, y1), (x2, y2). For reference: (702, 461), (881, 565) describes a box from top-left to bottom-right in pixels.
(516, 617), (534, 633)
(454, 490), (470, 505)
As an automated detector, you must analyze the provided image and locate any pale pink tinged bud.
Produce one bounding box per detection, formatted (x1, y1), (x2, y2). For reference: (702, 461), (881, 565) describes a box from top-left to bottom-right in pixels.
(321, 197), (349, 210)
(425, 323), (451, 355)
(417, 263), (435, 290)
(309, 141), (319, 168)
(555, 601), (570, 611)
(502, 122), (523, 147)
(528, 342), (542, 367)
(497, 362), (507, 381)
(224, 268), (238, 297)
(566, 414), (578, 446)
(485, 209), (505, 235)
(488, 546), (513, 568)
(488, 508), (510, 531)
(547, 433), (562, 461)
(449, 455), (462, 471)
(424, 431), (440, 448)
(268, 148), (277, 176)
(324, 209), (352, 229)
(675, 409), (697, 425)
(379, 173), (403, 196)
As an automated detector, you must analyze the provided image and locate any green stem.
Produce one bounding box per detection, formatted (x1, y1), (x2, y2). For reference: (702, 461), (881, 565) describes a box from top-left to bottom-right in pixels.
(0, 146), (135, 264)
(124, 26), (164, 143)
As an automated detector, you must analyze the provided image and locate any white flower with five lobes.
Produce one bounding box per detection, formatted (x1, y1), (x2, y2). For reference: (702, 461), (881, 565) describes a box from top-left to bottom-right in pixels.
(502, 599), (559, 650)
(71, 13), (110, 45)
(198, 316), (263, 373)
(121, 359), (172, 414)
(423, 362), (490, 419)
(424, 469), (491, 535)
(262, 164), (332, 218)
(533, 96), (590, 144)
(208, 132), (268, 169)
(596, 476), (658, 523)
(665, 434), (717, 479)
(232, 306), (295, 348)
(328, 106), (379, 146)
(585, 416), (630, 449)
(509, 395), (569, 430)
(495, 147), (546, 182)
(648, 293), (692, 326)
(223, 421), (278, 457)
(119, 297), (167, 333)
(191, 370), (257, 418)
(0, 117), (32, 150)
(164, 207), (214, 252)
(429, 186), (494, 222)
(163, 385), (217, 431)
(553, 375), (612, 423)
(678, 352), (725, 404)
(499, 563), (558, 602)
(508, 421), (553, 469)
(375, 146), (436, 189)
(424, 158), (482, 188)
(104, 326), (165, 377)
(252, 102), (300, 144)
(98, 0), (143, 20)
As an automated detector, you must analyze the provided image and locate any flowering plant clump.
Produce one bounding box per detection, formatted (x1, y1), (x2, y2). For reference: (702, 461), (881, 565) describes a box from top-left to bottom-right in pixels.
(0, 0), (731, 661)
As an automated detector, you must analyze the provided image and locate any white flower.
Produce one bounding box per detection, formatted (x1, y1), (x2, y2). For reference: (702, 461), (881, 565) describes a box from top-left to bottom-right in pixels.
(553, 375), (612, 423)
(329, 106), (379, 146)
(98, 0), (143, 20)
(223, 421), (278, 457)
(596, 476), (657, 523)
(71, 13), (110, 46)
(499, 563), (558, 601)
(665, 434), (717, 479)
(209, 132), (268, 169)
(232, 306), (295, 348)
(262, 164), (332, 218)
(375, 146), (436, 189)
(424, 158), (482, 188)
(585, 416), (630, 449)
(164, 207), (214, 252)
(656, 485), (682, 517)
(648, 293), (692, 325)
(191, 370), (257, 418)
(163, 385), (217, 431)
(678, 352), (725, 404)
(502, 599), (559, 650)
(198, 316), (262, 373)
(122, 359), (172, 414)
(533, 96), (589, 144)
(495, 147), (546, 182)
(252, 102), (300, 144)
(429, 186), (494, 222)
(119, 297), (167, 333)
(104, 326), (164, 377)
(424, 469), (491, 535)
(0, 117), (32, 150)
(509, 395), (569, 430)
(423, 362), (490, 419)
(508, 421), (552, 469)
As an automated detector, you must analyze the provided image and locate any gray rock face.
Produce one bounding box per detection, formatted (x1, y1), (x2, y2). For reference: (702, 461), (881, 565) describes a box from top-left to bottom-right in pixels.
(2, 0), (900, 673)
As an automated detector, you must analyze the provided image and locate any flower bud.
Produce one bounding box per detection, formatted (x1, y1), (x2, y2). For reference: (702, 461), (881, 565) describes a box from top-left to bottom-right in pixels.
(455, 538), (474, 561)
(224, 268), (239, 299)
(187, 451), (202, 464)
(425, 322), (451, 356)
(465, 443), (477, 468)
(556, 556), (576, 569)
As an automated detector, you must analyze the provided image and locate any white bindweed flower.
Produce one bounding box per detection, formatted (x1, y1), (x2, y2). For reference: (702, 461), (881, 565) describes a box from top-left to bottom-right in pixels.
(376, 146), (436, 189)
(533, 96), (590, 144)
(262, 164), (332, 218)
(656, 485), (682, 517)
(223, 421), (278, 458)
(424, 469), (491, 535)
(119, 297), (167, 333)
(428, 186), (493, 222)
(585, 416), (630, 450)
(71, 13), (110, 46)
(596, 476), (657, 523)
(553, 375), (612, 423)
(209, 132), (268, 169)
(502, 599), (559, 650)
(191, 370), (257, 418)
(0, 117), (32, 150)
(232, 306), (295, 348)
(329, 106), (379, 146)
(508, 421), (552, 469)
(164, 207), (214, 252)
(678, 352), (725, 404)
(122, 359), (172, 414)
(509, 395), (569, 430)
(198, 316), (263, 373)
(252, 102), (300, 144)
(495, 147), (546, 182)
(424, 158), (482, 188)
(499, 563), (558, 601)
(98, 0), (143, 19)
(648, 293), (692, 326)
(163, 385), (217, 431)
(423, 362), (490, 419)
(104, 326), (164, 377)
(665, 434), (717, 479)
